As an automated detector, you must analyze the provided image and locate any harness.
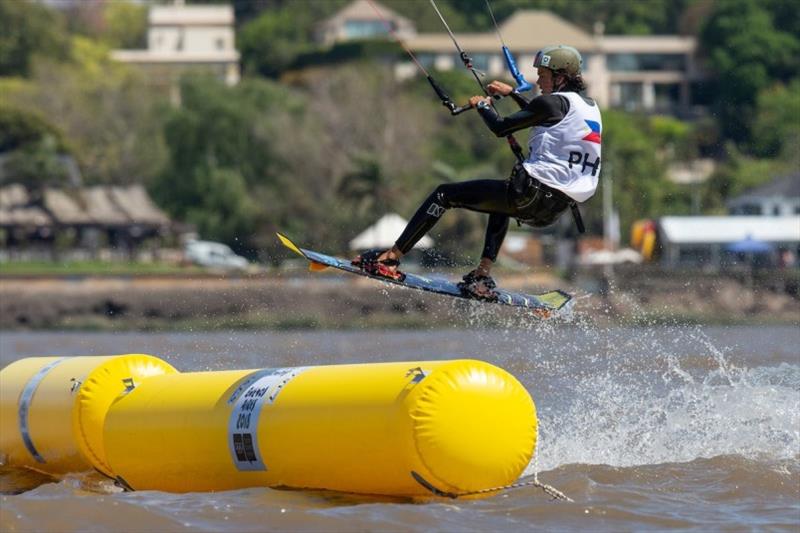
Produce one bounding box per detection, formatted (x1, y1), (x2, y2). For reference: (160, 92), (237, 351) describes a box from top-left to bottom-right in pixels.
(508, 164), (585, 231)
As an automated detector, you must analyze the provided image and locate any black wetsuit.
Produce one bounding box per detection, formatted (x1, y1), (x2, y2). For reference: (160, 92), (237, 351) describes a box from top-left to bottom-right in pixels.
(394, 93), (576, 261)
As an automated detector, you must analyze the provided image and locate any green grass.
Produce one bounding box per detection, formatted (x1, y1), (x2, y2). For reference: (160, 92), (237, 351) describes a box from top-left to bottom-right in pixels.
(0, 260), (200, 276)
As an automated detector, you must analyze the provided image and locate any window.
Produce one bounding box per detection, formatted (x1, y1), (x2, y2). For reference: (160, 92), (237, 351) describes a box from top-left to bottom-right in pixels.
(735, 204), (762, 215)
(417, 53), (436, 71)
(607, 53), (686, 72)
(344, 20), (391, 39)
(654, 83), (681, 112)
(679, 246), (712, 267)
(216, 38), (225, 50)
(611, 82), (644, 111)
(470, 53), (490, 74)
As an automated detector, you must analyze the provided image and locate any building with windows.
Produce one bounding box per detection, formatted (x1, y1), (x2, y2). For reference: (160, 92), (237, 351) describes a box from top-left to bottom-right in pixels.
(727, 173), (800, 217)
(315, 0), (416, 45)
(111, 2), (240, 103)
(318, 1), (704, 115)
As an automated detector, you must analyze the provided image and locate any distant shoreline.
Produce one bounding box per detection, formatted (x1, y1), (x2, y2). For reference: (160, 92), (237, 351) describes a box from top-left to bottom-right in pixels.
(1, 269), (798, 331)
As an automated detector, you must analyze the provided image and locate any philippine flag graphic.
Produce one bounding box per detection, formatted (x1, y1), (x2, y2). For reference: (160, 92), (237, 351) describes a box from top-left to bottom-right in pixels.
(582, 120), (601, 143)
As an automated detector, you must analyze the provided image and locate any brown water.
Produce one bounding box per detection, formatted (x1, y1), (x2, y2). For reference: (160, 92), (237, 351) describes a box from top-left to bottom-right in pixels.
(1, 324), (798, 531)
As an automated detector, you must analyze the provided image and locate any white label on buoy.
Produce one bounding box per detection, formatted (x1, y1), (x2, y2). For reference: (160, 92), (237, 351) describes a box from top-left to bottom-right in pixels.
(227, 367), (307, 471)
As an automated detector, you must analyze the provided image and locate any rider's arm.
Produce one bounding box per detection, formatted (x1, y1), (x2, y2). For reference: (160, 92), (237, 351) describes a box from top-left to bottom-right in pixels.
(476, 94), (569, 137)
(509, 92), (531, 108)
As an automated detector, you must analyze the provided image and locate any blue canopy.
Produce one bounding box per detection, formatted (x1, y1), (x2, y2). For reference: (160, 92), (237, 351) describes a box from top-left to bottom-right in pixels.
(725, 236), (775, 254)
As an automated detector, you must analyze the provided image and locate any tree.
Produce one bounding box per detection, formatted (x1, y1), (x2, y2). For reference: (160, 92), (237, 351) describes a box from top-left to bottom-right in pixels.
(150, 74), (294, 250)
(701, 0), (800, 145)
(583, 111), (678, 236)
(0, 105), (70, 189)
(269, 63), (440, 250)
(649, 115), (696, 161)
(102, 0), (148, 49)
(751, 80), (800, 162)
(0, 105), (66, 153)
(184, 166), (258, 247)
(161, 73), (291, 187)
(2, 137), (70, 190)
(763, 0), (800, 36)
(702, 146), (789, 212)
(3, 37), (168, 186)
(0, 0), (71, 76)
(238, 3), (345, 78)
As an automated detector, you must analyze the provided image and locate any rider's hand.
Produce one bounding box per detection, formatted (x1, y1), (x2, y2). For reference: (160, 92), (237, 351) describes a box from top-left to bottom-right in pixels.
(469, 95), (490, 108)
(487, 81), (513, 96)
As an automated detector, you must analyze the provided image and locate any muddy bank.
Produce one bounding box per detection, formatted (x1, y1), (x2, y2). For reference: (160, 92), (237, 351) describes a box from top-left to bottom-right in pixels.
(0, 274), (486, 330)
(0, 270), (798, 330)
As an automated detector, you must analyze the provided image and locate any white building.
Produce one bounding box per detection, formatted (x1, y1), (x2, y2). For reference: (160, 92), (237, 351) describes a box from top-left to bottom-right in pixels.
(315, 0), (416, 45)
(657, 216), (800, 268)
(318, 1), (704, 115)
(727, 173), (800, 217)
(112, 2), (240, 102)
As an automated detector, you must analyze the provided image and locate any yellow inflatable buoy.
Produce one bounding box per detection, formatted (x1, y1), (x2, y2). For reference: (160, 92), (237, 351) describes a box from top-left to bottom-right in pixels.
(0, 355), (177, 475)
(1, 356), (537, 498)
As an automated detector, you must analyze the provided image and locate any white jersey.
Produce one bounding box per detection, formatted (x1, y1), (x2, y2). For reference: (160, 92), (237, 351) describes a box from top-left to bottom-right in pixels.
(522, 91), (602, 202)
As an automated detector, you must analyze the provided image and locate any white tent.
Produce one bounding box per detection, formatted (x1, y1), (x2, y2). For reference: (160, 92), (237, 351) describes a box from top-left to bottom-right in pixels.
(349, 213), (434, 250)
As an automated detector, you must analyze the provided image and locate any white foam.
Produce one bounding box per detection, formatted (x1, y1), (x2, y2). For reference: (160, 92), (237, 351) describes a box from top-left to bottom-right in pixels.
(532, 351), (800, 471)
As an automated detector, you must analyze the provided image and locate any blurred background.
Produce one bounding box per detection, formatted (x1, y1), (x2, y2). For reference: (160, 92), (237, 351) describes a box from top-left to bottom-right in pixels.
(1, 0), (798, 329)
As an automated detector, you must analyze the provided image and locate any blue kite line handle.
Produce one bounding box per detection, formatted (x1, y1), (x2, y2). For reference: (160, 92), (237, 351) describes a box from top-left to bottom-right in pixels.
(503, 46), (532, 93)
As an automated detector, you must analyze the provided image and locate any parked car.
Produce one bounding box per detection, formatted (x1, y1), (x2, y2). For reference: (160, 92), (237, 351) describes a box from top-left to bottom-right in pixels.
(184, 240), (248, 270)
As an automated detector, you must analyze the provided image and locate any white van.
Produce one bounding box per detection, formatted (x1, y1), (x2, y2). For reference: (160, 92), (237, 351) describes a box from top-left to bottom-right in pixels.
(185, 240), (248, 270)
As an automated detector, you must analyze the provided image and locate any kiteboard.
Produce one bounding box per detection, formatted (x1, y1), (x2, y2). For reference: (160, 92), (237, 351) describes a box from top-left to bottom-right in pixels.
(277, 233), (572, 317)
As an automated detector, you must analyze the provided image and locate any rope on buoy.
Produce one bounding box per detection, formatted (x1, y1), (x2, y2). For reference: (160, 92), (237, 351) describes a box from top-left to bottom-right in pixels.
(411, 470), (572, 501)
(453, 473), (573, 502)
